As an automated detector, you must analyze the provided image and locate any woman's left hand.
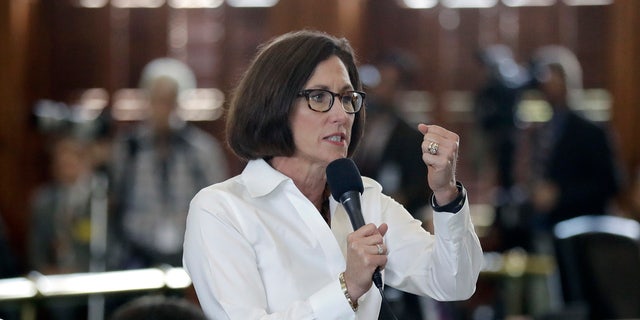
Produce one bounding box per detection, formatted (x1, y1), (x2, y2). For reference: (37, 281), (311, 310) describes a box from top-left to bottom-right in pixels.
(344, 223), (388, 301)
(418, 124), (459, 205)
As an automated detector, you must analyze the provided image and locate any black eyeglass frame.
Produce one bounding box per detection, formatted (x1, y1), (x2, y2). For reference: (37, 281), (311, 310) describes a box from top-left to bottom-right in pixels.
(297, 89), (366, 114)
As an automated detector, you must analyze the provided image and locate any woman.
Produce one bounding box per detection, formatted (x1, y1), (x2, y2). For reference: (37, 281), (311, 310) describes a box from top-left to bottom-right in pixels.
(183, 30), (483, 319)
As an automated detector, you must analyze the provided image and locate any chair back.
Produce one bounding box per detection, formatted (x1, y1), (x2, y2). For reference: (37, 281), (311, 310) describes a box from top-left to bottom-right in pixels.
(553, 215), (640, 320)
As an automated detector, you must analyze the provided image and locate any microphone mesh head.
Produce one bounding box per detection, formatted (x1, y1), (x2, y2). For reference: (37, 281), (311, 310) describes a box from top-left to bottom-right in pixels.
(326, 158), (364, 201)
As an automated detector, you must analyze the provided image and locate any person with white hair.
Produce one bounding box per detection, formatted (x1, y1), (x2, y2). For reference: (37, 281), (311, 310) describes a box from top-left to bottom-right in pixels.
(110, 58), (229, 268)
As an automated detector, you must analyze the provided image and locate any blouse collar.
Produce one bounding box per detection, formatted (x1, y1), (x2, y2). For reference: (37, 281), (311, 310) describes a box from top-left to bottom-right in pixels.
(241, 159), (292, 198)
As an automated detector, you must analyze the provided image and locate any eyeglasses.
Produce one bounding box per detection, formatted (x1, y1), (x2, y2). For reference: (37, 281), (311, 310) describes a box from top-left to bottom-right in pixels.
(297, 89), (366, 114)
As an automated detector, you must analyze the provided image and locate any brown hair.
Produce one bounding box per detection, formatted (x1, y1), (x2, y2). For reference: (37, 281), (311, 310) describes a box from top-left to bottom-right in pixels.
(226, 30), (366, 160)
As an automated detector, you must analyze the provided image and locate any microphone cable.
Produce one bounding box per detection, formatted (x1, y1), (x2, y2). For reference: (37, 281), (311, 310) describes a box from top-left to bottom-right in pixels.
(372, 269), (398, 320)
(376, 283), (399, 320)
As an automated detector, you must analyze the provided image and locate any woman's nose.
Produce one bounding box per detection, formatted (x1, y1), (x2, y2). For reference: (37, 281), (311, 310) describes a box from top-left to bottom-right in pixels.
(329, 99), (351, 121)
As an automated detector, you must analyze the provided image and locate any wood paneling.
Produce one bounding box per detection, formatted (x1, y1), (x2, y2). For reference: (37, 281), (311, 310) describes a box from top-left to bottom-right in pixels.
(610, 0), (640, 217)
(0, 0), (39, 269)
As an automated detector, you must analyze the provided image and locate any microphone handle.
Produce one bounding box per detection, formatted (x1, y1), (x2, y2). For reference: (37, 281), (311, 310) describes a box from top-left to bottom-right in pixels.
(373, 267), (383, 289)
(339, 191), (383, 289)
(340, 191), (366, 230)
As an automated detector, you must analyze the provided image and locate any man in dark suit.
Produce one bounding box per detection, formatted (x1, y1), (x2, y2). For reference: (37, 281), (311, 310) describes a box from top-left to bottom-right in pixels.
(521, 47), (623, 319)
(528, 47), (620, 230)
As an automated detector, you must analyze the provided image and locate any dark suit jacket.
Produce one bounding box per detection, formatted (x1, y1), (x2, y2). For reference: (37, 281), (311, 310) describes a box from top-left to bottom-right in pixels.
(541, 111), (620, 225)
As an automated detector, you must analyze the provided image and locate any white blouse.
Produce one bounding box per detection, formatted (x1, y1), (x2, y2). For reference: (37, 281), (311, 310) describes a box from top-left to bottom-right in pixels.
(183, 159), (483, 320)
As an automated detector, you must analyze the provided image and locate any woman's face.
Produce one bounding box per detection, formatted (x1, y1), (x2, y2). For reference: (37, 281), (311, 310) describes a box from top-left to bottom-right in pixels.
(289, 55), (356, 166)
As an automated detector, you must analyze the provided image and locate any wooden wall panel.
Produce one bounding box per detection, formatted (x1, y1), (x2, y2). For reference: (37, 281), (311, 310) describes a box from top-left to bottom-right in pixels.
(268, 0), (365, 46)
(575, 5), (611, 88)
(127, 7), (170, 87)
(610, 1), (640, 217)
(48, 4), (112, 101)
(0, 0), (39, 269)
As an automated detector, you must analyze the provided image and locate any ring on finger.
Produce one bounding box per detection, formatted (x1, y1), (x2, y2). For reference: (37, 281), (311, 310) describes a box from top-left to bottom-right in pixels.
(427, 141), (439, 155)
(376, 243), (384, 255)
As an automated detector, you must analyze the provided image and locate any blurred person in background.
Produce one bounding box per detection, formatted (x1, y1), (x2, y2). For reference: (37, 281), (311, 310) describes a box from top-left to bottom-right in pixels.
(525, 46), (621, 252)
(473, 45), (531, 252)
(27, 96), (112, 319)
(353, 51), (432, 320)
(29, 96), (112, 273)
(110, 58), (229, 269)
(473, 45), (529, 194)
(28, 134), (96, 320)
(29, 135), (95, 275)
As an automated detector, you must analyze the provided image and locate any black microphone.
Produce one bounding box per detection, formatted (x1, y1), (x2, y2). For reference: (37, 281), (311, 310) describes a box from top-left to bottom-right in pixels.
(326, 158), (383, 289)
(326, 158), (365, 230)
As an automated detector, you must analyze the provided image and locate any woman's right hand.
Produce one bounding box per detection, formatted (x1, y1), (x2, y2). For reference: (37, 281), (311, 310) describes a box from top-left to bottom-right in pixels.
(343, 223), (388, 300)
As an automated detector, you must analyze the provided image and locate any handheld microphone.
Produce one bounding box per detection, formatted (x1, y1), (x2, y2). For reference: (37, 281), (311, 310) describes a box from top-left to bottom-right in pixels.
(326, 158), (365, 230)
(326, 158), (383, 289)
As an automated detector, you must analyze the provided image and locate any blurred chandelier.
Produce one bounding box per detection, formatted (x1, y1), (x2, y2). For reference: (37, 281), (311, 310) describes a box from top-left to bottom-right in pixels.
(76, 0), (612, 8)
(399, 0), (612, 8)
(75, 0), (279, 8)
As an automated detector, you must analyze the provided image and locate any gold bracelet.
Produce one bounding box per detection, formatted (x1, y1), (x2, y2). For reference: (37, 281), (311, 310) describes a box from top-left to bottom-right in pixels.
(339, 272), (358, 312)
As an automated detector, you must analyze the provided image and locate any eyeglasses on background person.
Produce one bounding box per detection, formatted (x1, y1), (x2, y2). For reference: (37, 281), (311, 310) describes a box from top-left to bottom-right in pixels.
(298, 89), (366, 114)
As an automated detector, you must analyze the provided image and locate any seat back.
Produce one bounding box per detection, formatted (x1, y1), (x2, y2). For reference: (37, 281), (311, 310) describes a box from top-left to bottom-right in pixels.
(553, 215), (640, 320)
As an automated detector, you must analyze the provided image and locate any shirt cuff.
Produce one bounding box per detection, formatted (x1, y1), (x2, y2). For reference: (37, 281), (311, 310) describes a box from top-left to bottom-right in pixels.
(430, 181), (466, 213)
